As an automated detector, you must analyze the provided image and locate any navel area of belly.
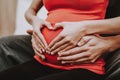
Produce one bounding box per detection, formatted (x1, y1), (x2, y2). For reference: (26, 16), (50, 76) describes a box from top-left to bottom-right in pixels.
(41, 27), (63, 64)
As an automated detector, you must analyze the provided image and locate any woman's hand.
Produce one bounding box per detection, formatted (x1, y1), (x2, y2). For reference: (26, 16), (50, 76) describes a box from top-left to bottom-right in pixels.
(30, 16), (53, 60)
(57, 35), (116, 64)
(27, 29), (46, 59)
(48, 22), (87, 55)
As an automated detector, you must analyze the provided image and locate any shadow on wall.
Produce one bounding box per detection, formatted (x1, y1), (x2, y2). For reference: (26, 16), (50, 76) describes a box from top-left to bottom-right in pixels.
(0, 0), (17, 37)
(14, 0), (47, 35)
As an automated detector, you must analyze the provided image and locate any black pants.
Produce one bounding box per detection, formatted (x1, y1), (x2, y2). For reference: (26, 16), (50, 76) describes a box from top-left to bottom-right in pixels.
(0, 35), (119, 80)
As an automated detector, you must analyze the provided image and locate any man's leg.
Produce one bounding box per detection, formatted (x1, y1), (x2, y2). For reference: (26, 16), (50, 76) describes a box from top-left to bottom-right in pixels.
(105, 49), (120, 80)
(0, 35), (34, 71)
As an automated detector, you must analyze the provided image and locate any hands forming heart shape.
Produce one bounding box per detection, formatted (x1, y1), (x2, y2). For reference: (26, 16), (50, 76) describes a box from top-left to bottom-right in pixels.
(27, 17), (114, 64)
(27, 17), (87, 60)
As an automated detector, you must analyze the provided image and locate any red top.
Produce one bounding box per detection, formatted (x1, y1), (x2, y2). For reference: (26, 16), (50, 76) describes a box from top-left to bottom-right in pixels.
(34, 0), (108, 74)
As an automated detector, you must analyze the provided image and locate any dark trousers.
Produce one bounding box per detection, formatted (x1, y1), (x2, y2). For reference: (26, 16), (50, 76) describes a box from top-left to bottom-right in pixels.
(0, 35), (119, 80)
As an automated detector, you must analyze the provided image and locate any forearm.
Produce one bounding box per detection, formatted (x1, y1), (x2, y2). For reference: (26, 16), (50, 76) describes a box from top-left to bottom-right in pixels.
(84, 17), (120, 35)
(103, 34), (120, 52)
(25, 0), (43, 25)
(111, 35), (120, 49)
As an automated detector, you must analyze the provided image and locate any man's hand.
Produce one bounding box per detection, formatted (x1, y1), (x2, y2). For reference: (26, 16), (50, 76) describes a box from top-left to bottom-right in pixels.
(48, 22), (87, 55)
(57, 35), (115, 64)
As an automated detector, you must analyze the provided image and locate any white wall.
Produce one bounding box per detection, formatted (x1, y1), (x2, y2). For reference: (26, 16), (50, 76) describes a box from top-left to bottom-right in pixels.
(14, 0), (47, 35)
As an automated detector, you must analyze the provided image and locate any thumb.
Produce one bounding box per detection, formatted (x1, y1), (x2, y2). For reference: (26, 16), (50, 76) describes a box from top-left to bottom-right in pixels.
(26, 29), (33, 35)
(44, 22), (53, 30)
(53, 23), (64, 30)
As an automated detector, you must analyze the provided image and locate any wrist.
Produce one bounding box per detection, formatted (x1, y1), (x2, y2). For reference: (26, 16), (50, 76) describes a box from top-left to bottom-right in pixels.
(81, 20), (111, 35)
(104, 35), (120, 52)
(25, 9), (37, 25)
(113, 35), (120, 49)
(31, 16), (38, 25)
(77, 21), (89, 36)
(81, 20), (96, 35)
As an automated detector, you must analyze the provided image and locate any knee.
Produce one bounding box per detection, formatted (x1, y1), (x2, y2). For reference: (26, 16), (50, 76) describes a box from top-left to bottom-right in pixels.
(0, 36), (11, 50)
(0, 35), (31, 47)
(0, 35), (18, 45)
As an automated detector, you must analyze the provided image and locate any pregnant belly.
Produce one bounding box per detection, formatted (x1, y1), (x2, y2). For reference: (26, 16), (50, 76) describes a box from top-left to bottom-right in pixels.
(41, 27), (63, 65)
(34, 27), (105, 74)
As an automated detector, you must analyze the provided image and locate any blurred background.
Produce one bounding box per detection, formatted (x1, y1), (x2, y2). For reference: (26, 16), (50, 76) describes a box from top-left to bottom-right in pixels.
(0, 0), (47, 37)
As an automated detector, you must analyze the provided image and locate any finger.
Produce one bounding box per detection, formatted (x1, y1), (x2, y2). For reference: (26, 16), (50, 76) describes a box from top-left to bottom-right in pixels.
(48, 34), (64, 49)
(44, 22), (53, 30)
(26, 29), (33, 35)
(90, 55), (100, 63)
(86, 51), (101, 63)
(51, 43), (71, 55)
(34, 30), (48, 49)
(50, 38), (70, 52)
(58, 45), (75, 54)
(31, 36), (43, 53)
(31, 38), (45, 60)
(58, 46), (88, 57)
(34, 48), (45, 60)
(77, 39), (87, 47)
(53, 22), (64, 30)
(71, 52), (100, 64)
(61, 58), (90, 64)
(33, 33), (45, 52)
(58, 51), (89, 61)
(77, 36), (91, 47)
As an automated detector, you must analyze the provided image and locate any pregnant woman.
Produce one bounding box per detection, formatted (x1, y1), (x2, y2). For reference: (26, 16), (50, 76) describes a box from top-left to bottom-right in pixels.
(32, 0), (108, 75)
(25, 0), (118, 80)
(0, 0), (120, 80)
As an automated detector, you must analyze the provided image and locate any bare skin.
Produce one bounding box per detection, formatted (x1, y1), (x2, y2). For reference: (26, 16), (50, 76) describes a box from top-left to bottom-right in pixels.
(25, 0), (120, 64)
(25, 0), (53, 60)
(47, 19), (120, 64)
(57, 35), (120, 64)
(48, 17), (120, 54)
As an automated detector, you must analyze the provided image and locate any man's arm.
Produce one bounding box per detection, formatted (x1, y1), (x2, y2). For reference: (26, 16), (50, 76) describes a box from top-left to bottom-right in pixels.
(25, 0), (43, 25)
(83, 17), (120, 35)
(104, 34), (120, 52)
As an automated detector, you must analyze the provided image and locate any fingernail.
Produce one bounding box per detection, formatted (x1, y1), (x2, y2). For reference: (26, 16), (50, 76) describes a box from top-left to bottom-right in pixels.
(50, 27), (54, 30)
(57, 57), (60, 60)
(41, 55), (45, 60)
(51, 52), (54, 55)
(58, 52), (62, 56)
(46, 50), (50, 54)
(49, 27), (52, 29)
(61, 61), (65, 64)
(46, 47), (50, 51)
(42, 49), (45, 53)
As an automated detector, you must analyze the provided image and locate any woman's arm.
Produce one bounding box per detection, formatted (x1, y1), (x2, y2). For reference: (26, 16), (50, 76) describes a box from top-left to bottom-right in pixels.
(84, 17), (120, 35)
(25, 0), (43, 25)
(24, 0), (53, 60)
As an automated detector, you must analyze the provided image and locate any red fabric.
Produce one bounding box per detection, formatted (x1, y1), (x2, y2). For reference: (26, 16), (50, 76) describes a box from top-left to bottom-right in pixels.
(34, 0), (108, 74)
